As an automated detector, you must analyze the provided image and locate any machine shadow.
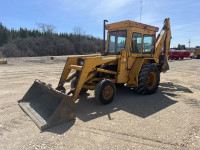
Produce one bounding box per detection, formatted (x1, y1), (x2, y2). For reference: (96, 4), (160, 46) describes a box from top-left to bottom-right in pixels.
(45, 82), (192, 134)
(159, 82), (193, 94)
(44, 119), (75, 134)
(168, 58), (191, 62)
(76, 82), (192, 122)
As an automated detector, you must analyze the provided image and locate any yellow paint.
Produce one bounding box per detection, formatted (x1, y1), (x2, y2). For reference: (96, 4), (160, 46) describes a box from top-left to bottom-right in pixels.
(194, 49), (200, 55)
(56, 18), (171, 102)
(128, 58), (144, 86)
(0, 59), (7, 64)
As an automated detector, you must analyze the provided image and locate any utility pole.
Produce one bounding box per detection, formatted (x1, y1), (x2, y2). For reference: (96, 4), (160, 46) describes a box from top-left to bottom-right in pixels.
(188, 39), (191, 49)
(140, 0), (143, 23)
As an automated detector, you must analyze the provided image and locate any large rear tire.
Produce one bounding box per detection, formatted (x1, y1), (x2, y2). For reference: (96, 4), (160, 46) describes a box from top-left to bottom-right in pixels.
(71, 78), (88, 95)
(95, 79), (116, 105)
(136, 64), (160, 95)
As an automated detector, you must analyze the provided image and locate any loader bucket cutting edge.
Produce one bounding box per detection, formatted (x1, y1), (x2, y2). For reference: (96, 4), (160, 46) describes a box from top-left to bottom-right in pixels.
(18, 80), (76, 130)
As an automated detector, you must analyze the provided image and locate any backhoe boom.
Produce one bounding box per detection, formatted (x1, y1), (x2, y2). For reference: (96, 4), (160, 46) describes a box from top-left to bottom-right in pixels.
(155, 18), (172, 72)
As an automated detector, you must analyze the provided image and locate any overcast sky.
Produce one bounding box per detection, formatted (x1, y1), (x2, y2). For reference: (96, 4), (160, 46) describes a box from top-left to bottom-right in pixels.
(1, 0), (200, 47)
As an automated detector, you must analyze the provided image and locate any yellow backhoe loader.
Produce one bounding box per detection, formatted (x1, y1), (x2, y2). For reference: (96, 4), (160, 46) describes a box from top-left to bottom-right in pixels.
(19, 18), (172, 130)
(0, 59), (7, 64)
(194, 49), (200, 59)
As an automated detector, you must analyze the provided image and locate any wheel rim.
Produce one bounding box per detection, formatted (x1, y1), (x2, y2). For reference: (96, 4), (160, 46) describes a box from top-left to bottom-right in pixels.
(146, 72), (156, 89)
(102, 85), (113, 100)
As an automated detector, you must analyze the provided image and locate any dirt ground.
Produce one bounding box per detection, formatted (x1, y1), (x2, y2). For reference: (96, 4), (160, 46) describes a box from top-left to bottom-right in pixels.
(0, 56), (200, 150)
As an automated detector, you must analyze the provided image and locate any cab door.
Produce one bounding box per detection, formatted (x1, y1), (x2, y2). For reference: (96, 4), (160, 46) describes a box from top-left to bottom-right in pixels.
(127, 27), (156, 69)
(127, 31), (143, 69)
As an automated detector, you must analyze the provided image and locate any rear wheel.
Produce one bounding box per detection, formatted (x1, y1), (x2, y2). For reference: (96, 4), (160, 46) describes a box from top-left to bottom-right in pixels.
(136, 64), (160, 95)
(71, 78), (88, 95)
(95, 79), (116, 104)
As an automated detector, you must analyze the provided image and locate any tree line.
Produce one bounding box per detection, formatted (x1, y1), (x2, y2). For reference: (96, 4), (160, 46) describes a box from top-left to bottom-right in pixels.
(0, 23), (103, 57)
(172, 44), (200, 50)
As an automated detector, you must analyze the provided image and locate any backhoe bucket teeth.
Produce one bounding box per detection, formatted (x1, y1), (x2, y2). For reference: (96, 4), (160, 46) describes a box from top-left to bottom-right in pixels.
(18, 80), (76, 130)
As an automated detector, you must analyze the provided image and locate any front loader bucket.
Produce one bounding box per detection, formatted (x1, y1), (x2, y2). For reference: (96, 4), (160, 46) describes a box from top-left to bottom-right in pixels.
(18, 80), (76, 130)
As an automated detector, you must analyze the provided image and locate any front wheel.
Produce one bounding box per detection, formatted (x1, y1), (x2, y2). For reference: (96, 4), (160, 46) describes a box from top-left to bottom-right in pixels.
(136, 64), (160, 95)
(95, 79), (116, 104)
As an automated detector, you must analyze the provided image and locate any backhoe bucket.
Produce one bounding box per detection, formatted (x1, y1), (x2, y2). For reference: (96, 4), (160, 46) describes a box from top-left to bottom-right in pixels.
(18, 80), (76, 130)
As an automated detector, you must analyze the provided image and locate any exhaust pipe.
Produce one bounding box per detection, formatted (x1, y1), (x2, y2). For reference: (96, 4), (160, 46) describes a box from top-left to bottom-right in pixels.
(103, 20), (108, 52)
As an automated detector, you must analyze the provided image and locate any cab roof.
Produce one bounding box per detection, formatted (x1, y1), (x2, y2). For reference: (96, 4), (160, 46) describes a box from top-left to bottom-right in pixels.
(106, 20), (159, 32)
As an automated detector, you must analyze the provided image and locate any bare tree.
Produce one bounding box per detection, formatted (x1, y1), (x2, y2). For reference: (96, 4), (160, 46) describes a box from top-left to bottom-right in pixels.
(73, 26), (82, 35)
(36, 23), (56, 34)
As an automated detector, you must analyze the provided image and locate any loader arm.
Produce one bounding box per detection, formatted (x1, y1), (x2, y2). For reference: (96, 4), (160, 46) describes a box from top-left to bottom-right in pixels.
(70, 56), (119, 102)
(155, 18), (172, 72)
(57, 54), (100, 87)
(57, 56), (119, 102)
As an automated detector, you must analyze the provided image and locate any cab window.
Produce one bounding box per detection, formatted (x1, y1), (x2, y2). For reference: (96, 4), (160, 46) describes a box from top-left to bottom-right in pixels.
(131, 32), (142, 53)
(108, 30), (127, 53)
(143, 35), (155, 54)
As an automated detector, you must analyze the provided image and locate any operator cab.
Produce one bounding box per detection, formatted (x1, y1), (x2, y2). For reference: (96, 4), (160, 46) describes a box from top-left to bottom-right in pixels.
(105, 20), (159, 55)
